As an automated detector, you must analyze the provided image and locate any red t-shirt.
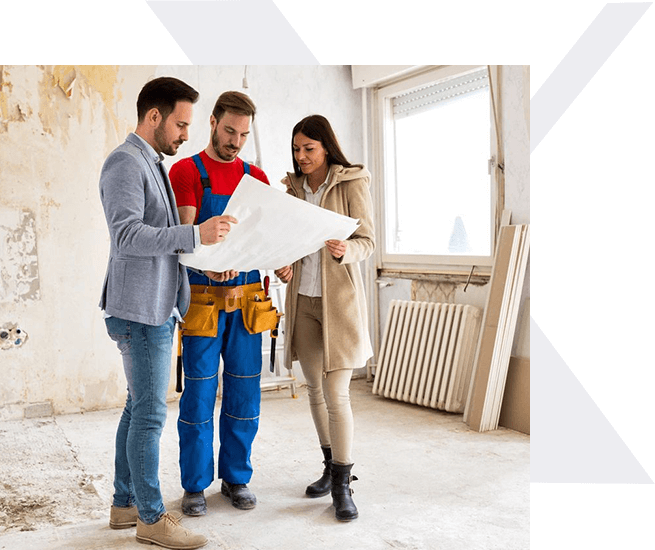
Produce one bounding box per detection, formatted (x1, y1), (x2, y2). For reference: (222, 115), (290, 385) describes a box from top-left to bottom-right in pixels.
(170, 150), (270, 223)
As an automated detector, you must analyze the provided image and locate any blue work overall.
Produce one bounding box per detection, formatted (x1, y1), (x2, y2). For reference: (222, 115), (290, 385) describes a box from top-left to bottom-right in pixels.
(178, 155), (262, 492)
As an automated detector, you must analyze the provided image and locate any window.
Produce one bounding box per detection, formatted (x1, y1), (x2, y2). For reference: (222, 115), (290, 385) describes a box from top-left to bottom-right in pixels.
(376, 66), (498, 270)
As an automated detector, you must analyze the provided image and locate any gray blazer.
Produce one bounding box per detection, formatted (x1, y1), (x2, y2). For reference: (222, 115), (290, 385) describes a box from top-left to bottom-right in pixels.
(99, 133), (194, 325)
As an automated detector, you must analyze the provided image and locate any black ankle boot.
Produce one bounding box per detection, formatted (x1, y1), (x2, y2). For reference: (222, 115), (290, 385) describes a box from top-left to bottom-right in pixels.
(331, 462), (358, 521)
(305, 446), (332, 498)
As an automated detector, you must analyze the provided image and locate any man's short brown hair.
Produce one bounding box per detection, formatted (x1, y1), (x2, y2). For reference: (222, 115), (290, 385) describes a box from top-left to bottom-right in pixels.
(137, 76), (199, 122)
(212, 91), (256, 122)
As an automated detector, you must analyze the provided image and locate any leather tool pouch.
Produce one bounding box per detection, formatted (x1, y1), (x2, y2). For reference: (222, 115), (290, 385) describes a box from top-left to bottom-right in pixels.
(182, 284), (279, 337)
(181, 292), (219, 337)
(242, 296), (280, 335)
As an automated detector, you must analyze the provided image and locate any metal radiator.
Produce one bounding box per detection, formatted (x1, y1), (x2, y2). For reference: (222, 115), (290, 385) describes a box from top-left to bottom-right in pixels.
(372, 300), (482, 413)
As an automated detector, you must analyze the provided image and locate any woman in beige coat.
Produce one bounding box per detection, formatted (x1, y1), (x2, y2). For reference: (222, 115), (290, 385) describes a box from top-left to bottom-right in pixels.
(275, 115), (375, 521)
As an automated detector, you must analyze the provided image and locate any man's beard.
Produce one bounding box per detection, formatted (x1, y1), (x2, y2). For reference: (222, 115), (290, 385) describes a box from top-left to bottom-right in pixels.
(212, 129), (239, 161)
(154, 124), (181, 156)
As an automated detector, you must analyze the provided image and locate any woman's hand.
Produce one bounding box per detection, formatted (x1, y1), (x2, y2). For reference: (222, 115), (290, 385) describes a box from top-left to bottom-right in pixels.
(326, 239), (347, 259)
(205, 270), (238, 282)
(275, 266), (293, 283)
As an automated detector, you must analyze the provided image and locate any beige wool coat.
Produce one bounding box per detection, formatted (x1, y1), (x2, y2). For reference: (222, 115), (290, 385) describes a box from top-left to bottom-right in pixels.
(282, 164), (375, 373)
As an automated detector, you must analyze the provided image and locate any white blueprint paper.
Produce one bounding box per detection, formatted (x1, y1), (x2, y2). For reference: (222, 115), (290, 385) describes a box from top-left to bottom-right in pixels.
(179, 174), (360, 272)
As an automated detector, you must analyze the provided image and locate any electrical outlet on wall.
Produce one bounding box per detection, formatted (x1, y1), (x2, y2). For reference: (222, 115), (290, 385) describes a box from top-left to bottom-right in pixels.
(0, 323), (28, 350)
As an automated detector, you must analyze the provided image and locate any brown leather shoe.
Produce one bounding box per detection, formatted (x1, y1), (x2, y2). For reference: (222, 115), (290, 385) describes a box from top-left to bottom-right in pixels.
(109, 506), (182, 530)
(110, 505), (138, 529)
(136, 512), (207, 549)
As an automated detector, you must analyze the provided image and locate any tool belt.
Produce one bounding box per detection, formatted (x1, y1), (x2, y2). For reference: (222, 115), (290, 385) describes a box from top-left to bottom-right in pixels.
(181, 282), (280, 337)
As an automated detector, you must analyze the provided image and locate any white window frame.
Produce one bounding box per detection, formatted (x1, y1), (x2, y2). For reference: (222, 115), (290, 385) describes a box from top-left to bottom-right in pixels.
(373, 65), (500, 273)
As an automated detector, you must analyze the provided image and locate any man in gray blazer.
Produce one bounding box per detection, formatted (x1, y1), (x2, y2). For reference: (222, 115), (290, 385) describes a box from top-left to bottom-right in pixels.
(99, 76), (235, 550)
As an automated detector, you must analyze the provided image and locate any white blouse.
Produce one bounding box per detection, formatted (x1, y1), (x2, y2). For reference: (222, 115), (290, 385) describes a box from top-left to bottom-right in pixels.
(297, 175), (329, 297)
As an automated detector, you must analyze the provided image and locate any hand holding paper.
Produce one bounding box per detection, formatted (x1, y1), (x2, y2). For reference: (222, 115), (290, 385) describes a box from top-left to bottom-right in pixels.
(325, 239), (347, 259)
(198, 215), (238, 245)
(205, 270), (239, 282)
(275, 265), (293, 283)
(179, 174), (359, 272)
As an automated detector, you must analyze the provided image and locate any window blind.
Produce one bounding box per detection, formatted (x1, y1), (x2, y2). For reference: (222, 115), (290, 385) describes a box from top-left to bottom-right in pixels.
(392, 68), (489, 119)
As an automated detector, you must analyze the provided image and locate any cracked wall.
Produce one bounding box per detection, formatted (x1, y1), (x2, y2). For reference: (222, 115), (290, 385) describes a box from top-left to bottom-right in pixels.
(0, 65), (155, 419)
(0, 208), (40, 303)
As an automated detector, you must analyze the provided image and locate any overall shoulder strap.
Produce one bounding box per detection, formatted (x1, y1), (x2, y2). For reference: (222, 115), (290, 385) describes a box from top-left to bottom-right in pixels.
(192, 154), (211, 189)
(243, 161), (250, 175)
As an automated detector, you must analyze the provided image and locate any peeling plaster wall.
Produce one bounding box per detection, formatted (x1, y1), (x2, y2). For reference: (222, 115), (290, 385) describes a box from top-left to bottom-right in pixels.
(0, 208), (40, 302)
(0, 65), (155, 418)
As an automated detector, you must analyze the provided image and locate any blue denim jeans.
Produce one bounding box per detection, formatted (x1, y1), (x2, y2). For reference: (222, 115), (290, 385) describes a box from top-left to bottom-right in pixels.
(105, 316), (175, 525)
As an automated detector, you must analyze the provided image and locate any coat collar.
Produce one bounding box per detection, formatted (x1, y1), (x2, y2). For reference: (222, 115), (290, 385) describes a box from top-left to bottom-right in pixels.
(286, 164), (369, 195)
(127, 132), (164, 165)
(287, 164), (340, 198)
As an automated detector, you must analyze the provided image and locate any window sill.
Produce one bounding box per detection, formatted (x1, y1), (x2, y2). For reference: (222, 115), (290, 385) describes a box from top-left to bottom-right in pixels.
(378, 267), (491, 286)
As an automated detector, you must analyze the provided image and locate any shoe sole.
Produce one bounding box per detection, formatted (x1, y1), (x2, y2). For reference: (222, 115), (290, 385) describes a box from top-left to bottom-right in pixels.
(135, 535), (208, 549)
(110, 521), (136, 530)
(305, 489), (330, 498)
(181, 504), (207, 517)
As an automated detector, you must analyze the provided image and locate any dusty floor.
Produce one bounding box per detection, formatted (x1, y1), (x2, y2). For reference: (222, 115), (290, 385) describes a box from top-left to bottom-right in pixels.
(0, 378), (529, 550)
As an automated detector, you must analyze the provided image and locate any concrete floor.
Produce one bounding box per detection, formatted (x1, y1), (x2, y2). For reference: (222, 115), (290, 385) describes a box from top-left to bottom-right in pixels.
(0, 378), (529, 550)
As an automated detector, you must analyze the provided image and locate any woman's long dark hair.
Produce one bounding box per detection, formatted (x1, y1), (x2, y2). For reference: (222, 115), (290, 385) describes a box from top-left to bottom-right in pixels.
(292, 115), (353, 177)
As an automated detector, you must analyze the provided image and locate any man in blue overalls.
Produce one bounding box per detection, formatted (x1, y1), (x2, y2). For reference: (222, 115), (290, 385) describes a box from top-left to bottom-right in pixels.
(169, 91), (270, 516)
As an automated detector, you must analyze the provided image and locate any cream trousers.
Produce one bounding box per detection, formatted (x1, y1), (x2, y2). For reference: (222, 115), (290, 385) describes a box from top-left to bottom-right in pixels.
(293, 294), (354, 465)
